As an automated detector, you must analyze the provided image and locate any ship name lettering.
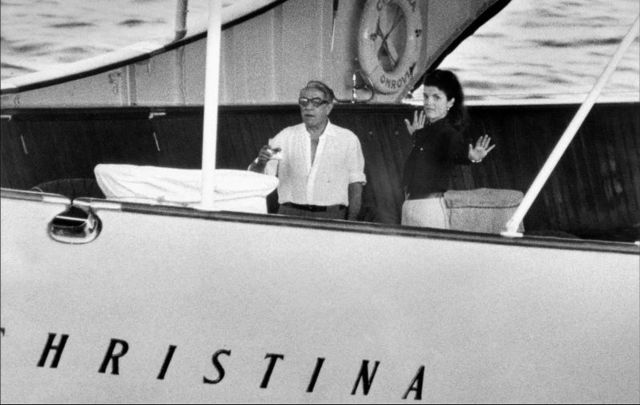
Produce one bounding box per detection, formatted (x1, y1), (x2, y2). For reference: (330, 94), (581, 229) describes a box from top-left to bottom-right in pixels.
(31, 332), (425, 400)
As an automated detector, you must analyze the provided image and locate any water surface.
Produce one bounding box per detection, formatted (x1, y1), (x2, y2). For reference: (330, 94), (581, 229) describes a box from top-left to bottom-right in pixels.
(1, 0), (638, 102)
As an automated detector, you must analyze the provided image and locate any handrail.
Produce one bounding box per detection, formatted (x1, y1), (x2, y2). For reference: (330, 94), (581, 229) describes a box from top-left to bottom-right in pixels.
(501, 16), (640, 238)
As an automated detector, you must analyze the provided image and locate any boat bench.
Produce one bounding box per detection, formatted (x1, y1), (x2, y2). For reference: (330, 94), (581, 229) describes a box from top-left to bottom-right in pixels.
(444, 188), (524, 234)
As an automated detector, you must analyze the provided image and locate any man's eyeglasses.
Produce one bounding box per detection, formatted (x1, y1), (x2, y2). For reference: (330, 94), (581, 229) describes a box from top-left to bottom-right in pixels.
(298, 97), (329, 108)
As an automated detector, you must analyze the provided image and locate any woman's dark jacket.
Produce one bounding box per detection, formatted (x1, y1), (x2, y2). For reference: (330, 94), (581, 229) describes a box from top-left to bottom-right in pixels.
(402, 118), (470, 199)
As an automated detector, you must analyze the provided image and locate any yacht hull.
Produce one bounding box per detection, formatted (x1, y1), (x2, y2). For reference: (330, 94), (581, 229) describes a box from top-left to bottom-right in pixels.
(2, 191), (638, 403)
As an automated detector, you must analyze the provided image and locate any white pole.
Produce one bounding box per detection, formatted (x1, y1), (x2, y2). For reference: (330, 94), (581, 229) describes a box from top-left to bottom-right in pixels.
(199, 0), (222, 209)
(174, 0), (188, 41)
(501, 16), (639, 238)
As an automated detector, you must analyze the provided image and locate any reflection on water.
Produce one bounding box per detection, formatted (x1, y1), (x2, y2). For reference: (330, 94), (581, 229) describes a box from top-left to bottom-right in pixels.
(1, 0), (638, 102)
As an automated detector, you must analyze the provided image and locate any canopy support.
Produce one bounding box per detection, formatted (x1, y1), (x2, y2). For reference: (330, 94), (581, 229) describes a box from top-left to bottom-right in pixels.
(199, 0), (222, 209)
(501, 16), (639, 238)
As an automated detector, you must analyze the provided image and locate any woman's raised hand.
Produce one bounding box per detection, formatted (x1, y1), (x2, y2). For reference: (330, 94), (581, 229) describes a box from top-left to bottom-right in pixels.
(468, 134), (496, 162)
(404, 110), (426, 136)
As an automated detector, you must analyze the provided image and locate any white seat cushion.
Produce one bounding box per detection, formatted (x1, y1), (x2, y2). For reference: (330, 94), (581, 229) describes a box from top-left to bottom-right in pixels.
(94, 164), (278, 213)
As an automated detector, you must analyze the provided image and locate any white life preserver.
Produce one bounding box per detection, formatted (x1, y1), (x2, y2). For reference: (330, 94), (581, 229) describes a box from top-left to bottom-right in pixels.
(357, 0), (423, 95)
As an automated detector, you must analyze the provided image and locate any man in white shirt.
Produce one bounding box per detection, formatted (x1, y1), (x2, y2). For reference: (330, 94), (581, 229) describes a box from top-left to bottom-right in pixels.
(249, 80), (366, 220)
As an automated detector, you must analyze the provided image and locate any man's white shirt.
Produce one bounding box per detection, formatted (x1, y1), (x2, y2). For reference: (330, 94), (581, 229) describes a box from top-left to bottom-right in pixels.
(265, 121), (366, 206)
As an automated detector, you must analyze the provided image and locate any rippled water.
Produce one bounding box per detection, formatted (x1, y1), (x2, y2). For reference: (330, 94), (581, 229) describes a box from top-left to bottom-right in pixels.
(1, 0), (638, 102)
(439, 0), (639, 102)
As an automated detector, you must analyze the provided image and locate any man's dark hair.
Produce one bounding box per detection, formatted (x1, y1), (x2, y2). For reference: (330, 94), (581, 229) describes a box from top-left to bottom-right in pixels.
(302, 80), (336, 103)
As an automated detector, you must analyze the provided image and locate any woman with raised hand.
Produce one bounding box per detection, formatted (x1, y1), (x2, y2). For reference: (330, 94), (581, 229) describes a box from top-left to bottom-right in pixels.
(401, 69), (495, 228)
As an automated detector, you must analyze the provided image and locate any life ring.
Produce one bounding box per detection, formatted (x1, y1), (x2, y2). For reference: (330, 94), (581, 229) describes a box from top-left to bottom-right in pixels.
(357, 0), (422, 95)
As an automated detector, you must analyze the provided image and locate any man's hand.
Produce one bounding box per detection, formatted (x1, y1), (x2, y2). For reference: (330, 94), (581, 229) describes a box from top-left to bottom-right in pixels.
(250, 145), (281, 173)
(347, 182), (363, 221)
(257, 145), (281, 164)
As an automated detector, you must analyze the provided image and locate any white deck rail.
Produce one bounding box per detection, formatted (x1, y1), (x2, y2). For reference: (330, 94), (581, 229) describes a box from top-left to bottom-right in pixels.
(501, 16), (640, 238)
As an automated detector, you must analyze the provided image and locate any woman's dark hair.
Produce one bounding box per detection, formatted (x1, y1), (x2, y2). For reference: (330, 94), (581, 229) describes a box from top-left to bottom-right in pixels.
(423, 69), (468, 131)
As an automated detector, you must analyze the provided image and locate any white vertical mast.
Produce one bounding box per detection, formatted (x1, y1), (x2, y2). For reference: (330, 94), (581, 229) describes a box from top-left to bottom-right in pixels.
(199, 0), (222, 209)
(501, 16), (639, 238)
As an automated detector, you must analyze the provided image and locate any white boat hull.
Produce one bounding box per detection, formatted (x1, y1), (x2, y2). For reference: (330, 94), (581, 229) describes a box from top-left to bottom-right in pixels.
(2, 192), (638, 403)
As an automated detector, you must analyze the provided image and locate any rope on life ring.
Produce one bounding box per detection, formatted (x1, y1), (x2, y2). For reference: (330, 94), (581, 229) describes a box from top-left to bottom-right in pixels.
(357, 0), (422, 95)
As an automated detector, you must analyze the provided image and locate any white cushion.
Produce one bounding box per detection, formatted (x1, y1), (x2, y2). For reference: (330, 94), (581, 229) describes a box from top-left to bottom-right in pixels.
(94, 164), (278, 213)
